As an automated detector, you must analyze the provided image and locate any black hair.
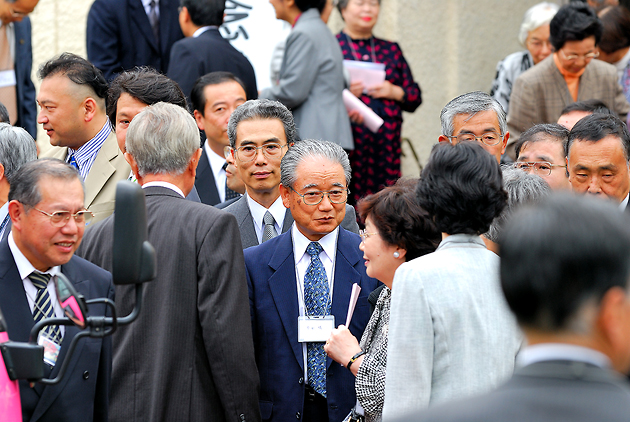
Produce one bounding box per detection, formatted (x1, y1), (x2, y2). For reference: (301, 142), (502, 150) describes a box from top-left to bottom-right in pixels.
(597, 6), (630, 53)
(38, 52), (108, 101)
(180, 0), (224, 27)
(295, 0), (322, 12)
(499, 193), (630, 331)
(560, 99), (613, 116)
(550, 2), (603, 50)
(417, 142), (507, 235)
(190, 71), (247, 115)
(515, 123), (570, 159)
(357, 178), (440, 261)
(107, 67), (188, 128)
(567, 113), (630, 160)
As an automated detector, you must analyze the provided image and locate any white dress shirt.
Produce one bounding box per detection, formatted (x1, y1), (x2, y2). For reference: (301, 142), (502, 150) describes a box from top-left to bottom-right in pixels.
(204, 141), (228, 203)
(142, 181), (185, 198)
(247, 194), (285, 244)
(193, 26), (216, 38)
(0, 201), (9, 239)
(517, 343), (611, 369)
(8, 232), (65, 336)
(141, 0), (159, 18)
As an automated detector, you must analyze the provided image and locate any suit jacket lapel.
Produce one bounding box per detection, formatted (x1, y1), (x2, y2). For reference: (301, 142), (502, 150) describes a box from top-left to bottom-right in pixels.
(547, 58), (574, 108)
(195, 149), (220, 205)
(577, 64), (596, 101)
(83, 131), (119, 208)
(233, 196), (259, 248)
(267, 233), (303, 369)
(129, 0), (159, 52)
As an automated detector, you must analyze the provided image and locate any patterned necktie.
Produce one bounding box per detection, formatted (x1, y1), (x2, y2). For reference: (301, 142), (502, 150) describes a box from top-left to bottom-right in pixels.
(304, 241), (330, 397)
(148, 0), (160, 44)
(67, 153), (79, 171)
(222, 162), (240, 200)
(262, 211), (278, 243)
(29, 272), (62, 343)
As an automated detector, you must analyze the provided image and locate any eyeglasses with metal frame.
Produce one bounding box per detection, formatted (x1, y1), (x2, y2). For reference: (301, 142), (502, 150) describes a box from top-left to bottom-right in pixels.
(33, 208), (94, 227)
(359, 229), (378, 241)
(235, 142), (288, 162)
(514, 161), (567, 176)
(445, 132), (503, 146)
(558, 49), (599, 62)
(288, 186), (350, 206)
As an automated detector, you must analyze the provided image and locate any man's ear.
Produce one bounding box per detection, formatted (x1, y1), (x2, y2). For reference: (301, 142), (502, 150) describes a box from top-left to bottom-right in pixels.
(125, 152), (141, 183)
(193, 110), (205, 131)
(279, 183), (291, 209)
(438, 135), (450, 144)
(189, 148), (203, 177)
(83, 97), (98, 122)
(8, 200), (24, 231)
(501, 132), (510, 155)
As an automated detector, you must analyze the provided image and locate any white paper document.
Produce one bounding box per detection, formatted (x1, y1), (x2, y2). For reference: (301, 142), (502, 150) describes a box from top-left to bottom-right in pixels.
(343, 89), (384, 133)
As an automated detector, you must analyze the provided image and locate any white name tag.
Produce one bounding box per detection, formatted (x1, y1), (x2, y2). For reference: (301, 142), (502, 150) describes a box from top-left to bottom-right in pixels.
(298, 315), (335, 343)
(0, 70), (16, 88)
(37, 332), (61, 367)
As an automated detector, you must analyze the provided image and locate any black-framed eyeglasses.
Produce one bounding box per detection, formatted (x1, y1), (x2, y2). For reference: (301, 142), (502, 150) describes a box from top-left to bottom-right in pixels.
(33, 208), (94, 227)
(445, 132), (503, 146)
(514, 161), (566, 176)
(288, 186), (349, 205)
(235, 143), (288, 162)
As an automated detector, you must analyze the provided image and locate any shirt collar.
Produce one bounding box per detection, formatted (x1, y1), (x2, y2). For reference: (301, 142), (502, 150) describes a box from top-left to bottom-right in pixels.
(142, 181), (185, 198)
(292, 223), (339, 265)
(204, 142), (228, 182)
(8, 232), (61, 279)
(517, 343), (611, 369)
(67, 120), (111, 166)
(437, 233), (486, 250)
(247, 194), (286, 231)
(620, 193), (629, 211)
(0, 201), (8, 223)
(193, 26), (217, 38)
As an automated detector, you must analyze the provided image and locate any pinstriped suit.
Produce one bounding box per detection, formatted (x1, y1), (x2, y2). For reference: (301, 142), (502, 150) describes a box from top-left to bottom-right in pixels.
(507, 56), (630, 145)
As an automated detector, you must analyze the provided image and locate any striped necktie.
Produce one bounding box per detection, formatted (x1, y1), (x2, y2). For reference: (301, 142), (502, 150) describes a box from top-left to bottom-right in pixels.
(29, 272), (62, 343)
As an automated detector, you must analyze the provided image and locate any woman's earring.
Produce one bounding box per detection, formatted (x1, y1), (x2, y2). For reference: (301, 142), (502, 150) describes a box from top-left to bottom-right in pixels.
(393, 251), (400, 258)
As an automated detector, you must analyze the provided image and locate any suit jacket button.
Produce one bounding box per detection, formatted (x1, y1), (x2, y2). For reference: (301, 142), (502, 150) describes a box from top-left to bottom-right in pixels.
(296, 412), (301, 419)
(83, 371), (89, 380)
(298, 377), (304, 385)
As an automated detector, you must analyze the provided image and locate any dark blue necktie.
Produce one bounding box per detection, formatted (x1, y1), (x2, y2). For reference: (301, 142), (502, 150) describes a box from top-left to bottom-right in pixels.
(304, 241), (330, 397)
(68, 153), (79, 171)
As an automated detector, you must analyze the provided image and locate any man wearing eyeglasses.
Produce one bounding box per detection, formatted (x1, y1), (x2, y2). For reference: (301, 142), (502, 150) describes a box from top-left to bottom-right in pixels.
(514, 123), (570, 190)
(438, 91), (509, 164)
(567, 113), (630, 211)
(244, 139), (377, 422)
(224, 99), (358, 249)
(0, 157), (114, 422)
(507, 2), (630, 160)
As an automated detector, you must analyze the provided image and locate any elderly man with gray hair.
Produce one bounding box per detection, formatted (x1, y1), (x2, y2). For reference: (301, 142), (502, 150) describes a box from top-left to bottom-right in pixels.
(78, 102), (261, 422)
(0, 123), (36, 239)
(438, 91), (510, 163)
(244, 139), (377, 422)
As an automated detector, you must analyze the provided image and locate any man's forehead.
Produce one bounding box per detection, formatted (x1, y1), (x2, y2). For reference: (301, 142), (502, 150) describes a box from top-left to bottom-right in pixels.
(204, 81), (246, 103)
(452, 111), (500, 132)
(236, 118), (286, 144)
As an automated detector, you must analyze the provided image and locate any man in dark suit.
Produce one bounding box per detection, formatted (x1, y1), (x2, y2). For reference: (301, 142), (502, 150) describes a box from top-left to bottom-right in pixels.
(225, 99), (359, 249)
(86, 0), (183, 81)
(191, 71), (246, 206)
(77, 102), (260, 422)
(566, 114), (630, 210)
(0, 158), (114, 422)
(397, 193), (630, 422)
(0, 0), (39, 138)
(167, 0), (257, 102)
(245, 139), (377, 422)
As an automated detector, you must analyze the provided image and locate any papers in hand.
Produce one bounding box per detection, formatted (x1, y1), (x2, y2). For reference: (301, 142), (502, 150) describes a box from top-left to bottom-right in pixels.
(343, 60), (386, 92)
(343, 89), (384, 133)
(345, 283), (362, 327)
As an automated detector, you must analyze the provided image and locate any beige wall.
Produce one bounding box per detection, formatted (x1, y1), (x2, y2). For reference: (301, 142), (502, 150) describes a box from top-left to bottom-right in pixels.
(29, 0), (560, 169)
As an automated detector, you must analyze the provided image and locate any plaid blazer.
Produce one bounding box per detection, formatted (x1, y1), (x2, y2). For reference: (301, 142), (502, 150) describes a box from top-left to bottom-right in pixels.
(507, 55), (630, 145)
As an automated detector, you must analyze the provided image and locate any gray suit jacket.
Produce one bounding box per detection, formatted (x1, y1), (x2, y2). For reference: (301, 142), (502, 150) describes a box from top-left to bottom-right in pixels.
(77, 186), (260, 422)
(507, 56), (630, 144)
(398, 360), (630, 422)
(260, 8), (353, 150)
(383, 235), (522, 420)
(224, 194), (360, 249)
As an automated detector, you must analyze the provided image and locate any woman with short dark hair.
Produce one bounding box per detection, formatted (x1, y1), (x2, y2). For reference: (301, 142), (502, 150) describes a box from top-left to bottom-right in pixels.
(324, 178), (439, 422)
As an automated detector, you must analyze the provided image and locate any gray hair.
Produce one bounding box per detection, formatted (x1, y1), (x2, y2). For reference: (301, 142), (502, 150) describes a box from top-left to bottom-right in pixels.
(227, 99), (297, 149)
(280, 139), (351, 189)
(126, 102), (199, 178)
(0, 123), (37, 186)
(518, 2), (559, 46)
(440, 91), (507, 137)
(8, 158), (83, 207)
(485, 166), (551, 242)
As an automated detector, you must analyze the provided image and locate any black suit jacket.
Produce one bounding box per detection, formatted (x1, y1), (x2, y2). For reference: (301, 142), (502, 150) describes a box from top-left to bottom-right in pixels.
(77, 186), (261, 422)
(404, 360), (630, 422)
(86, 0), (183, 81)
(167, 27), (258, 101)
(194, 148), (221, 206)
(14, 18), (37, 138)
(0, 238), (114, 422)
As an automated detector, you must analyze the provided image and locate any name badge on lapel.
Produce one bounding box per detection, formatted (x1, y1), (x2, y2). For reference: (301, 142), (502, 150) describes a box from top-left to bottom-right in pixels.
(298, 315), (335, 343)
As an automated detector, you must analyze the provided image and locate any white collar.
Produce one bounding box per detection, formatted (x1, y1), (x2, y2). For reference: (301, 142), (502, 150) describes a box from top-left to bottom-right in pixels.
(247, 194), (286, 232)
(620, 193), (629, 211)
(193, 26), (216, 38)
(142, 181), (185, 198)
(517, 343), (611, 369)
(8, 232), (61, 279)
(0, 201), (8, 223)
(292, 223), (339, 266)
(204, 142), (228, 181)
(142, 0), (158, 8)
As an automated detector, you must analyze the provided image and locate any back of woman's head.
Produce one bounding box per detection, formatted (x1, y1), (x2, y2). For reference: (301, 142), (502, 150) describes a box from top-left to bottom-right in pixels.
(418, 142), (507, 235)
(358, 178), (440, 261)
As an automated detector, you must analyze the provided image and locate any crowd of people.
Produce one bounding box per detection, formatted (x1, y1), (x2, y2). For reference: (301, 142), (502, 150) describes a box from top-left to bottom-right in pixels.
(2, 0), (630, 422)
